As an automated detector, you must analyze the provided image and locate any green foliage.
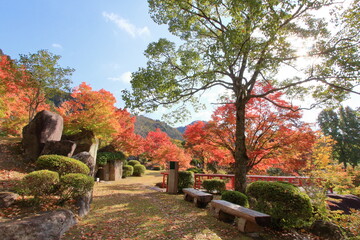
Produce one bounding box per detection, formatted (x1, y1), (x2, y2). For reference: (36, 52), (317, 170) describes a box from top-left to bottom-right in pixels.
(221, 190), (249, 207)
(318, 106), (360, 167)
(36, 155), (90, 176)
(202, 179), (226, 194)
(21, 170), (59, 197)
(266, 167), (285, 176)
(186, 167), (204, 173)
(17, 49), (74, 120)
(246, 181), (312, 228)
(97, 151), (126, 165)
(60, 173), (94, 201)
(133, 164), (146, 176)
(128, 160), (141, 166)
(177, 171), (194, 192)
(123, 165), (134, 178)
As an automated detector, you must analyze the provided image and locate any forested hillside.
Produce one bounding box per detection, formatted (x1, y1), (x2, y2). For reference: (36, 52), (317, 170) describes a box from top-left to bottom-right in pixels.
(134, 115), (184, 140)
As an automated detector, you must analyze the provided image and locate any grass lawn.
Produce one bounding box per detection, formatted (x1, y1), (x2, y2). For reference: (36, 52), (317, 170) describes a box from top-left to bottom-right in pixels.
(63, 170), (254, 240)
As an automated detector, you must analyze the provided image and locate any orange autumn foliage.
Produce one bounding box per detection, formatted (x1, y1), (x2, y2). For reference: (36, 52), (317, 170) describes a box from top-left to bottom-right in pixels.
(184, 86), (316, 174)
(0, 55), (49, 136)
(144, 129), (191, 169)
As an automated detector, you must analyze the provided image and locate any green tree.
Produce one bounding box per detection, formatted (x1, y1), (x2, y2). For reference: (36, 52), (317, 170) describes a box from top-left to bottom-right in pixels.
(318, 106), (360, 167)
(123, 0), (359, 192)
(18, 49), (74, 121)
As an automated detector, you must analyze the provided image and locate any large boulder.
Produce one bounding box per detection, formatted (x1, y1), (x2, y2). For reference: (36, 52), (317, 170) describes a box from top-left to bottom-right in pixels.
(22, 110), (63, 161)
(62, 129), (98, 160)
(0, 192), (19, 208)
(310, 220), (344, 240)
(72, 152), (96, 217)
(0, 209), (76, 240)
(327, 194), (360, 214)
(40, 140), (76, 157)
(72, 152), (95, 177)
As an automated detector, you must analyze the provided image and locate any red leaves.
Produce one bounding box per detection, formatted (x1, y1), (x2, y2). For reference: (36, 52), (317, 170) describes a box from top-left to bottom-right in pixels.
(143, 129), (191, 169)
(184, 84), (316, 174)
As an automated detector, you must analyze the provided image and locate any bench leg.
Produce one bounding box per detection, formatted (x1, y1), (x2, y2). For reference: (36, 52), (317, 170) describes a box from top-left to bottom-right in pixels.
(193, 198), (208, 208)
(236, 217), (263, 233)
(184, 194), (193, 202)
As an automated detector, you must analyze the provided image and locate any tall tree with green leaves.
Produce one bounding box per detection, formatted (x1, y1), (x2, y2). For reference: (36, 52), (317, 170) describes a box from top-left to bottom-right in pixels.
(123, 0), (359, 192)
(18, 49), (74, 121)
(318, 106), (360, 168)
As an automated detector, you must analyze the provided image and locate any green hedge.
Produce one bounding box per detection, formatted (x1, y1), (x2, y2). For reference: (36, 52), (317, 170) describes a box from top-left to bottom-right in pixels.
(60, 173), (94, 201)
(202, 179), (226, 194)
(133, 164), (146, 176)
(97, 151), (126, 165)
(123, 165), (134, 178)
(128, 160), (141, 166)
(246, 181), (312, 228)
(178, 171), (194, 193)
(21, 170), (59, 197)
(221, 190), (249, 207)
(36, 155), (90, 176)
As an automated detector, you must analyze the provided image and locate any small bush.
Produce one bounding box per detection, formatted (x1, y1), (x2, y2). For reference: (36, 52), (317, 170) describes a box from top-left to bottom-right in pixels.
(128, 160), (141, 166)
(60, 173), (94, 201)
(222, 190), (249, 207)
(36, 155), (90, 176)
(266, 167), (285, 176)
(123, 165), (134, 178)
(22, 170), (59, 197)
(97, 151), (126, 165)
(246, 181), (312, 228)
(178, 171), (194, 192)
(152, 166), (162, 171)
(186, 167), (204, 173)
(202, 179), (226, 194)
(133, 164), (146, 176)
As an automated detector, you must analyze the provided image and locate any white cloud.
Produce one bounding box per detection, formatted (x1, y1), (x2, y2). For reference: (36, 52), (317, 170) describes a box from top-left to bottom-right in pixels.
(108, 71), (132, 84)
(52, 43), (63, 49)
(102, 11), (150, 38)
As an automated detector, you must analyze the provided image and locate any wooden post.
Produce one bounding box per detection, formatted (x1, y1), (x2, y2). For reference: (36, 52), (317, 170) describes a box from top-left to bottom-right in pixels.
(167, 161), (179, 194)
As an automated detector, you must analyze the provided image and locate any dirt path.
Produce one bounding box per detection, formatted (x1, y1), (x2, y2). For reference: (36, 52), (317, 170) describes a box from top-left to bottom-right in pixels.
(63, 173), (254, 240)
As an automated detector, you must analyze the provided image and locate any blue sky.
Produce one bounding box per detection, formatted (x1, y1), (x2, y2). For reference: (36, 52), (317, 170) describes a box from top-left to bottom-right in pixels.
(1, 0), (207, 126)
(1, 0), (358, 128)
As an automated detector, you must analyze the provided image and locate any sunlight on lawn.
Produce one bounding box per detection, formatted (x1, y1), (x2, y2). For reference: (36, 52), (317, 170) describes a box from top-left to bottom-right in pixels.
(63, 170), (253, 240)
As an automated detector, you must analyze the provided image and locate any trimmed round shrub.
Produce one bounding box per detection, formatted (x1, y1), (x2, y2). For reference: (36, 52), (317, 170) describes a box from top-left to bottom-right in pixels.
(97, 151), (126, 165)
(123, 165), (134, 178)
(128, 160), (141, 166)
(222, 190), (249, 207)
(178, 171), (194, 193)
(202, 179), (226, 194)
(22, 170), (59, 197)
(60, 173), (94, 201)
(36, 155), (90, 176)
(246, 181), (312, 228)
(133, 164), (146, 176)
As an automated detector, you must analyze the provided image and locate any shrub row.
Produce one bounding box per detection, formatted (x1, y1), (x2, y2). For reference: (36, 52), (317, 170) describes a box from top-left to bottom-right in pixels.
(19, 155), (94, 204)
(122, 163), (146, 177)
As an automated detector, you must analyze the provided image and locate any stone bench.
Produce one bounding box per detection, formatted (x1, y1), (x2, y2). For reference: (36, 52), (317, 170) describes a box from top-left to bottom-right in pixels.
(182, 188), (213, 208)
(210, 200), (271, 233)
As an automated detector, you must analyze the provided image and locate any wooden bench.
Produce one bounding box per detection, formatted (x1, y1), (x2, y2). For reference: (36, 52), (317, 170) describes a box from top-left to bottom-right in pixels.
(182, 188), (213, 208)
(210, 200), (271, 233)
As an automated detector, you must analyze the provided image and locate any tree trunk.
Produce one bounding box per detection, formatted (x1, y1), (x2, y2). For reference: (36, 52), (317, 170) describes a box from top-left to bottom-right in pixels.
(234, 100), (249, 193)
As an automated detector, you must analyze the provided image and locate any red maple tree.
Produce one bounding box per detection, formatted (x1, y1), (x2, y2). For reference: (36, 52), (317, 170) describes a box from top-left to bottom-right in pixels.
(184, 85), (316, 174)
(143, 128), (191, 169)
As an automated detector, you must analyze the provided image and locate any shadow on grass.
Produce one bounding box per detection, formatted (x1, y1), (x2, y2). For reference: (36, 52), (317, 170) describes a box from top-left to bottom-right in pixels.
(63, 183), (255, 240)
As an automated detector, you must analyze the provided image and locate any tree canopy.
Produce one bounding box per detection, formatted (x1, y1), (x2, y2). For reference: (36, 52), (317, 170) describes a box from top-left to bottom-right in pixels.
(124, 0), (359, 192)
(318, 106), (360, 167)
(18, 49), (74, 121)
